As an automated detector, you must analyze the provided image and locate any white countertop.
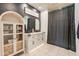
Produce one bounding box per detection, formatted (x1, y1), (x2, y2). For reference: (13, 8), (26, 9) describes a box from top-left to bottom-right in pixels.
(24, 32), (45, 35)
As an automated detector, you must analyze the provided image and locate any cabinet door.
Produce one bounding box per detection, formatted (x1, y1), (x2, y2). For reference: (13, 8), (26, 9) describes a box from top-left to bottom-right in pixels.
(35, 34), (40, 46)
(36, 34), (43, 46)
(3, 24), (14, 56)
(28, 36), (35, 51)
(15, 24), (23, 52)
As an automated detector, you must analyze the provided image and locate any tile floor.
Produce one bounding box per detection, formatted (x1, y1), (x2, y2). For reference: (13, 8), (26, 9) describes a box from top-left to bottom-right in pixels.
(19, 43), (79, 56)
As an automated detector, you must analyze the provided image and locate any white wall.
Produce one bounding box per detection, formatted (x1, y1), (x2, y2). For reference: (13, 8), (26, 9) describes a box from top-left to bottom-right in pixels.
(40, 10), (48, 43)
(75, 4), (79, 52)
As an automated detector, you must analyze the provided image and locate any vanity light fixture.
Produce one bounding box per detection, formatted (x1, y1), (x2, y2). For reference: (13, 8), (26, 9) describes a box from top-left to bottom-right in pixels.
(32, 9), (37, 12)
(21, 3), (28, 10)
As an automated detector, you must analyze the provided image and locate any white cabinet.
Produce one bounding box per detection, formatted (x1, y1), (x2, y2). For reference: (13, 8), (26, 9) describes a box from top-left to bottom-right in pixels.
(0, 11), (24, 56)
(1, 23), (24, 56)
(25, 32), (45, 52)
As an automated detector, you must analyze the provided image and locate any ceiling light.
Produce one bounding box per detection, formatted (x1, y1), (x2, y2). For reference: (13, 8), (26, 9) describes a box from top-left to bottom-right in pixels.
(33, 9), (37, 12)
(38, 7), (42, 10)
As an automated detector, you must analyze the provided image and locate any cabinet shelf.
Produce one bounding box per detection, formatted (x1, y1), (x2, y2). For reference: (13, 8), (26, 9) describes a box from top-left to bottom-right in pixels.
(16, 40), (23, 43)
(4, 29), (13, 31)
(4, 43), (13, 47)
(16, 33), (22, 34)
(3, 33), (13, 36)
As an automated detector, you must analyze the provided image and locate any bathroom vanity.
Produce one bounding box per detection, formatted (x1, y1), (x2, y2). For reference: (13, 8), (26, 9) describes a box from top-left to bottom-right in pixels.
(24, 32), (45, 53)
(24, 5), (44, 53)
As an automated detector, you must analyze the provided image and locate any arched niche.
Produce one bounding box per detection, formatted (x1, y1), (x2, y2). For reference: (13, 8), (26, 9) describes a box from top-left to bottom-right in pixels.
(0, 11), (24, 23)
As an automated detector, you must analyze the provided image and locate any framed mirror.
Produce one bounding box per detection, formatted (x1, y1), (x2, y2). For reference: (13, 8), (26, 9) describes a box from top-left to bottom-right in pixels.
(24, 16), (29, 31)
(24, 15), (40, 33)
(35, 19), (40, 31)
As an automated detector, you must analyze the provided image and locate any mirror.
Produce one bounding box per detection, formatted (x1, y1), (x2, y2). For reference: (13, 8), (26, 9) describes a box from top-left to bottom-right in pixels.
(24, 16), (29, 30)
(35, 19), (40, 31)
(24, 16), (35, 33)
(24, 15), (40, 33)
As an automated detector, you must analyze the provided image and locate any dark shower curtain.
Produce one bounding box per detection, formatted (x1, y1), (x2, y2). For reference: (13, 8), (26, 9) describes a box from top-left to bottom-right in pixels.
(47, 4), (76, 51)
(67, 4), (76, 51)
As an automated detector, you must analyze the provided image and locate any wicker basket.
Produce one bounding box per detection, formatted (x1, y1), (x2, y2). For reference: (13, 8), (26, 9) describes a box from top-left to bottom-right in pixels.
(4, 45), (13, 56)
(16, 41), (23, 51)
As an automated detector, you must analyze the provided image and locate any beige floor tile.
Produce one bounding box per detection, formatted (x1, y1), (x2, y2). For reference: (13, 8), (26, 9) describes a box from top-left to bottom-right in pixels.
(19, 43), (79, 56)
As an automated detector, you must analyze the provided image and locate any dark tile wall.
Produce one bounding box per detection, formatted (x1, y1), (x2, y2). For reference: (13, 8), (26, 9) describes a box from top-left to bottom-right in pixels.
(0, 3), (41, 32)
(0, 3), (25, 16)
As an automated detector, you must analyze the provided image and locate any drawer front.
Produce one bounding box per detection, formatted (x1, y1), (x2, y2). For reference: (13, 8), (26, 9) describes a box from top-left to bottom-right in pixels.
(28, 39), (35, 51)
(27, 33), (44, 52)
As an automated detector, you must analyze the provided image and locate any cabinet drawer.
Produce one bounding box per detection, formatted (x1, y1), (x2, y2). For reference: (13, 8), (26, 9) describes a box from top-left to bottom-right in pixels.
(28, 39), (35, 51)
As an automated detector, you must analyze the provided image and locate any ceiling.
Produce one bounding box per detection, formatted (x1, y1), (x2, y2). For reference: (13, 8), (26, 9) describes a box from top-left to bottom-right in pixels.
(29, 3), (73, 12)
